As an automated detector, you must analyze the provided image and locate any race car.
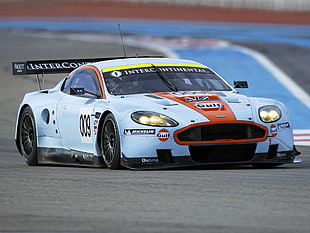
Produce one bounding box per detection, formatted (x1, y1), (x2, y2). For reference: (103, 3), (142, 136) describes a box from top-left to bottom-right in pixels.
(13, 56), (301, 169)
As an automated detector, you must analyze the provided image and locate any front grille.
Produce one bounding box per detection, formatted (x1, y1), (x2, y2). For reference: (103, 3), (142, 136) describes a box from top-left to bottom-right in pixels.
(176, 123), (267, 144)
(190, 144), (257, 163)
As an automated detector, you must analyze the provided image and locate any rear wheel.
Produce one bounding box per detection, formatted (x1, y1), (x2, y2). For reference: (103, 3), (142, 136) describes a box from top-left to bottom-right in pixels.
(101, 114), (121, 169)
(18, 106), (38, 166)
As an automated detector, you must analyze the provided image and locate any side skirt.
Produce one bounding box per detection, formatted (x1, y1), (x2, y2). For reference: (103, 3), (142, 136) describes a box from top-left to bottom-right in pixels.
(37, 147), (106, 167)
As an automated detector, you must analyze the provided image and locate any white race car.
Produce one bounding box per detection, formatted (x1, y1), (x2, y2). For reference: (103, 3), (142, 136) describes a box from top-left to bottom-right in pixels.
(13, 56), (301, 169)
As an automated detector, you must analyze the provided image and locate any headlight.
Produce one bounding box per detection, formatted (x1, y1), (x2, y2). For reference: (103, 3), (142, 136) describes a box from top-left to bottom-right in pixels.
(131, 111), (178, 127)
(259, 106), (282, 123)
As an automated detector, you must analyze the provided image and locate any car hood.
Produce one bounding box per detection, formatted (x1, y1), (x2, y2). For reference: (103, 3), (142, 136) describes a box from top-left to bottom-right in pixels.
(117, 91), (254, 124)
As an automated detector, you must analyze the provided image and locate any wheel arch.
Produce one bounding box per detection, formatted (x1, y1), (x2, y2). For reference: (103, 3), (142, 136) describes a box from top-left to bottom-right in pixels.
(15, 104), (32, 155)
(96, 111), (122, 169)
(96, 110), (114, 151)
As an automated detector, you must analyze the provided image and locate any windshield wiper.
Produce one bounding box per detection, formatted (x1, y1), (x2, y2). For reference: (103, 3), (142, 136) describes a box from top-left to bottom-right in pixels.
(152, 64), (178, 92)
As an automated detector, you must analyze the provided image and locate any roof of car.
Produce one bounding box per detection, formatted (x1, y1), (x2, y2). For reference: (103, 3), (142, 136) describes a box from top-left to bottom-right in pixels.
(93, 57), (205, 71)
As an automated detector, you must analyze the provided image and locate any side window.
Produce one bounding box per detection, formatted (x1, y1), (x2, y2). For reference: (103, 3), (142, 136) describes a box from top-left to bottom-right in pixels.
(62, 68), (101, 98)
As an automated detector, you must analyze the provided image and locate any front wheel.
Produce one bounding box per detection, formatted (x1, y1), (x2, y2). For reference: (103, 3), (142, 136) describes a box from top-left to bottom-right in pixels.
(100, 114), (121, 169)
(18, 106), (38, 166)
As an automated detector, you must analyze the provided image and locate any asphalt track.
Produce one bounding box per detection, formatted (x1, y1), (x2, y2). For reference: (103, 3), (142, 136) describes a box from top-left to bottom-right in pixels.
(1, 29), (310, 233)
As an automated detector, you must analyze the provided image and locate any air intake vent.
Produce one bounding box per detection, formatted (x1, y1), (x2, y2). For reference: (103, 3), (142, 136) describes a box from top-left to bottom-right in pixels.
(176, 122), (267, 145)
(190, 144), (257, 163)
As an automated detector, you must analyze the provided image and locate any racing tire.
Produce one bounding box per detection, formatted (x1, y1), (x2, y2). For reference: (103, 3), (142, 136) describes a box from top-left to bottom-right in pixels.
(101, 113), (121, 169)
(18, 106), (38, 166)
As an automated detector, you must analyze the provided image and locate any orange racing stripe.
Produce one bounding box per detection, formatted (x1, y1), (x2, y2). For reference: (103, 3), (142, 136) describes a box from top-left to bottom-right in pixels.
(152, 91), (236, 122)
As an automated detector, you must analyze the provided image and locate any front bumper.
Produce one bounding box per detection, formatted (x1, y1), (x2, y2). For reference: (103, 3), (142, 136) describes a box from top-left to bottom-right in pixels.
(120, 143), (301, 170)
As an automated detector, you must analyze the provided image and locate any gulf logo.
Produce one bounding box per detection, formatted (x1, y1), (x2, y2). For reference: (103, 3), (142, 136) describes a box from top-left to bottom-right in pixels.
(270, 124), (277, 137)
(195, 102), (222, 110)
(157, 129), (170, 142)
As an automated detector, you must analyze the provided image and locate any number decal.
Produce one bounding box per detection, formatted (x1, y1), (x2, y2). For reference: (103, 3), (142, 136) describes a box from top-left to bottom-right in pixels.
(80, 114), (91, 138)
(79, 108), (93, 143)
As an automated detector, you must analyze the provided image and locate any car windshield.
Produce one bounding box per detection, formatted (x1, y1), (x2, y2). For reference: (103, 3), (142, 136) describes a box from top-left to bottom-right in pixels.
(103, 65), (232, 95)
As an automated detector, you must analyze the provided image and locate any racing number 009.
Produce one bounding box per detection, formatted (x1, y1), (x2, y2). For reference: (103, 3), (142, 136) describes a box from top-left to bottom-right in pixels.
(80, 114), (91, 138)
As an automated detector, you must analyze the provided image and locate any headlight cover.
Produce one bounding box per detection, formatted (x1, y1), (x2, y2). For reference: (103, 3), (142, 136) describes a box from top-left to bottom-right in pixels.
(259, 105), (282, 123)
(131, 111), (178, 127)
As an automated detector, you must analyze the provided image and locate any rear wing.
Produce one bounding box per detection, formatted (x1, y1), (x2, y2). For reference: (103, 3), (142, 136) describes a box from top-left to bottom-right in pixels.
(12, 58), (105, 75)
(12, 56), (163, 75)
(12, 56), (156, 75)
(12, 57), (117, 90)
(12, 56), (163, 89)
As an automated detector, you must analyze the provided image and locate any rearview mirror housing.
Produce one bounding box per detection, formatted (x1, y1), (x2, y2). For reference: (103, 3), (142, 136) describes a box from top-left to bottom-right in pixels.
(70, 87), (85, 95)
(234, 81), (248, 88)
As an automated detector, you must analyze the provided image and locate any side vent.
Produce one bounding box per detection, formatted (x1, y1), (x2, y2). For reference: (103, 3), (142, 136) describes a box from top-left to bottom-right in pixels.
(267, 144), (278, 159)
(41, 109), (50, 124)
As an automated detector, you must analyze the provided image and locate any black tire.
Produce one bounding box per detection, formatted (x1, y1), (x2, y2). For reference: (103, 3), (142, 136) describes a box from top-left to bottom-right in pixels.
(18, 106), (38, 166)
(101, 113), (121, 169)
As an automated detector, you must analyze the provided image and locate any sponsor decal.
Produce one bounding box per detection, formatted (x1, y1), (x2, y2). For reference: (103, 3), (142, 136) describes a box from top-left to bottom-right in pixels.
(120, 66), (208, 76)
(94, 112), (101, 119)
(93, 120), (99, 136)
(157, 129), (170, 142)
(110, 70), (122, 77)
(27, 62), (87, 71)
(13, 62), (26, 74)
(141, 158), (159, 164)
(195, 102), (222, 110)
(172, 91), (209, 97)
(79, 108), (92, 143)
(124, 129), (156, 135)
(270, 124), (277, 137)
(276, 152), (287, 158)
(72, 153), (94, 162)
(277, 122), (290, 130)
(185, 96), (197, 102)
(197, 96), (209, 101)
(12, 58), (105, 75)
(268, 123), (290, 137)
(82, 153), (94, 162)
(185, 96), (209, 102)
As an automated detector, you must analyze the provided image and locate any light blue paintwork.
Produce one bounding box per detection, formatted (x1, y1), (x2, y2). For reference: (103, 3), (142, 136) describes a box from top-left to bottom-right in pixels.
(15, 58), (295, 167)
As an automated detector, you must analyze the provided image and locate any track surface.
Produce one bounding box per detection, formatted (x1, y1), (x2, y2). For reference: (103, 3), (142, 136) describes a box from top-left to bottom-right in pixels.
(1, 137), (309, 233)
(1, 30), (310, 233)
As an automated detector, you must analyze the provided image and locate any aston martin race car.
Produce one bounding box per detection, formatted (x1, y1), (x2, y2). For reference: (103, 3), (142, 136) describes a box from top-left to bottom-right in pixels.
(13, 56), (301, 169)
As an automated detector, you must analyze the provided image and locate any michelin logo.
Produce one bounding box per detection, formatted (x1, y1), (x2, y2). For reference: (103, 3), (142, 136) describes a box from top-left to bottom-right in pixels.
(124, 129), (156, 135)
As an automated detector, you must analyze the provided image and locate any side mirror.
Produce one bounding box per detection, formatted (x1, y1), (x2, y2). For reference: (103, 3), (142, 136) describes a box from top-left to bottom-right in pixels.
(70, 87), (101, 98)
(234, 81), (248, 88)
(70, 87), (85, 95)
